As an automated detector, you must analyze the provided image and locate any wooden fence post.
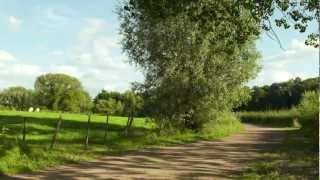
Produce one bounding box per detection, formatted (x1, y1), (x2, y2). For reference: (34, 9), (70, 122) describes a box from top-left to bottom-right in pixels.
(22, 117), (27, 144)
(104, 115), (109, 144)
(124, 115), (130, 136)
(50, 112), (63, 149)
(85, 112), (92, 149)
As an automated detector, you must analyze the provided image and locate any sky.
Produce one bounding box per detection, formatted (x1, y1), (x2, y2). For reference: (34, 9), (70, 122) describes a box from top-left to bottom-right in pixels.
(0, 0), (318, 96)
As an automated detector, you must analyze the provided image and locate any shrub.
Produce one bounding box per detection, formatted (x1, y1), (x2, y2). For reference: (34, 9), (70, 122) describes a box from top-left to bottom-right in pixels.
(201, 111), (243, 139)
(0, 105), (11, 111)
(297, 91), (319, 144)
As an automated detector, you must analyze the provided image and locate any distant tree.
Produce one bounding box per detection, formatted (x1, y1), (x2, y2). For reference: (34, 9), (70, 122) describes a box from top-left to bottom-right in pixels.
(123, 91), (143, 135)
(34, 73), (91, 112)
(79, 91), (93, 113)
(238, 77), (319, 111)
(0, 86), (34, 111)
(95, 99), (117, 116)
(93, 90), (110, 104)
(114, 101), (124, 116)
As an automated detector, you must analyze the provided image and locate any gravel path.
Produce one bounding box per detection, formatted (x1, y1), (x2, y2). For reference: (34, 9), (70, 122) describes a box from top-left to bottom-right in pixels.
(5, 124), (289, 180)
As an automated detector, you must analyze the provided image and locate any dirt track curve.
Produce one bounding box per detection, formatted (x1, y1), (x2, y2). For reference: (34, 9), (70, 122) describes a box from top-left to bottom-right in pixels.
(4, 124), (289, 180)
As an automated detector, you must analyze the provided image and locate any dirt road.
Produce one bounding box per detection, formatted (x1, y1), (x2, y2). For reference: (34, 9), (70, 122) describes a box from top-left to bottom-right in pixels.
(6, 124), (289, 180)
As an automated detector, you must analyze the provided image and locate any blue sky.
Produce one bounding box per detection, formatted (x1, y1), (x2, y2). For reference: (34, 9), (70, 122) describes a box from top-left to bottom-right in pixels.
(0, 0), (318, 96)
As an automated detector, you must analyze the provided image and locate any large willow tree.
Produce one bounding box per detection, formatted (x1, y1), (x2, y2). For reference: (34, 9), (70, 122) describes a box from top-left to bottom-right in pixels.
(118, 0), (316, 130)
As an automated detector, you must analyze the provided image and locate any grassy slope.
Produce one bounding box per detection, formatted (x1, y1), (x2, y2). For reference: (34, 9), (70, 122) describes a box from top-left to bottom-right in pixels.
(0, 110), (242, 175)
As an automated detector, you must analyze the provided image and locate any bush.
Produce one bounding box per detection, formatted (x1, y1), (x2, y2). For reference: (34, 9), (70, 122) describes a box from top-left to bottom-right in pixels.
(201, 111), (243, 139)
(0, 105), (12, 111)
(297, 91), (319, 144)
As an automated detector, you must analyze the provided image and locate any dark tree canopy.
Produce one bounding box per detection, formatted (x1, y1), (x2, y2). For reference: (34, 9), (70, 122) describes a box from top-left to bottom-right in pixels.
(237, 77), (319, 111)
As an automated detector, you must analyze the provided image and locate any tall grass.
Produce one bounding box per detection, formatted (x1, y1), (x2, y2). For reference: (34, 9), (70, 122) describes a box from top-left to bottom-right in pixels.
(237, 109), (299, 127)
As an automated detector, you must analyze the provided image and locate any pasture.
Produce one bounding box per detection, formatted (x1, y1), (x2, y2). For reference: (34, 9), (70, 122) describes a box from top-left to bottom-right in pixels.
(0, 110), (242, 175)
(0, 111), (149, 174)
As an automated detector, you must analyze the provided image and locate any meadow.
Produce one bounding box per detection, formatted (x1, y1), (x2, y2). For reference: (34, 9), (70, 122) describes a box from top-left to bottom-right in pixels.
(0, 110), (242, 175)
(237, 109), (300, 127)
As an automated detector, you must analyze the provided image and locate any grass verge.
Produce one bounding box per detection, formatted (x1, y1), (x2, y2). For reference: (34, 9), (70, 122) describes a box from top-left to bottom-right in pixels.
(240, 129), (318, 179)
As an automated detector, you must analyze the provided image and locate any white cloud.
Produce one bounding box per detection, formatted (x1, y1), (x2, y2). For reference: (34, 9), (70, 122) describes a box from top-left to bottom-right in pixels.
(6, 16), (22, 31)
(48, 65), (80, 78)
(0, 18), (143, 95)
(0, 50), (16, 62)
(0, 59), (43, 89)
(249, 39), (318, 86)
(78, 18), (107, 44)
(48, 50), (65, 59)
(33, 7), (70, 31)
(65, 18), (144, 94)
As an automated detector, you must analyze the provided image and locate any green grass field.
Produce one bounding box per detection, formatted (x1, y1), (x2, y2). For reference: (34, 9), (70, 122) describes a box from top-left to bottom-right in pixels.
(0, 110), (242, 175)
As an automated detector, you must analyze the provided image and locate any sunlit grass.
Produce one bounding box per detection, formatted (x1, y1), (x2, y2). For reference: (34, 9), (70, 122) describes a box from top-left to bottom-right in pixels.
(0, 110), (242, 175)
(237, 109), (300, 127)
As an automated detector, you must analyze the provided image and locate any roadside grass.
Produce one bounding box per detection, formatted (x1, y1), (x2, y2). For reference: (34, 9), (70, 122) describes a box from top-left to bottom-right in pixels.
(0, 110), (242, 175)
(241, 129), (318, 180)
(237, 110), (300, 127)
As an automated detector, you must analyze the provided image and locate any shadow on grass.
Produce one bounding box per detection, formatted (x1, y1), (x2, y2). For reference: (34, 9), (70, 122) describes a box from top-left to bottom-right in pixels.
(4, 125), (292, 179)
(240, 129), (318, 179)
(0, 114), (154, 157)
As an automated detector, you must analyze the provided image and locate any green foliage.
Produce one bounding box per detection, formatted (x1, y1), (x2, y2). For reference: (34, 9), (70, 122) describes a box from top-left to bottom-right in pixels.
(201, 112), (243, 139)
(119, 0), (260, 130)
(93, 90), (143, 116)
(122, 90), (143, 116)
(95, 99), (117, 115)
(238, 77), (318, 111)
(297, 91), (319, 144)
(0, 87), (34, 111)
(0, 110), (241, 175)
(34, 73), (91, 113)
(238, 110), (300, 127)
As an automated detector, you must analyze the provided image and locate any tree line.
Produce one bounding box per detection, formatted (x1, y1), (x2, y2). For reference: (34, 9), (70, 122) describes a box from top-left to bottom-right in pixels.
(237, 77), (318, 111)
(0, 73), (144, 118)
